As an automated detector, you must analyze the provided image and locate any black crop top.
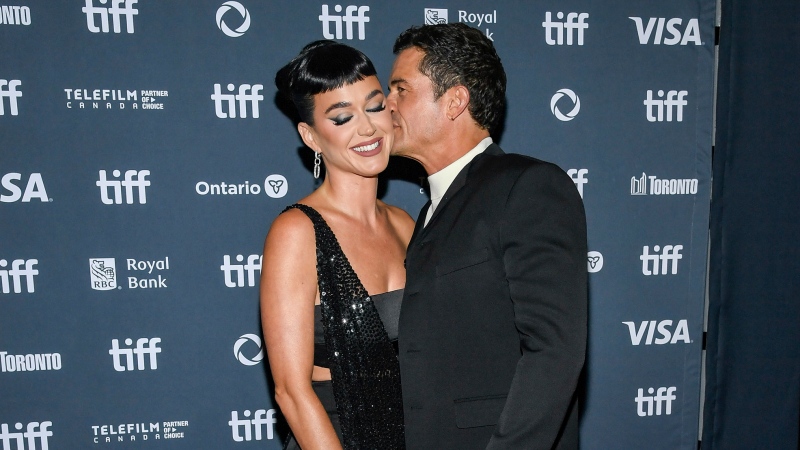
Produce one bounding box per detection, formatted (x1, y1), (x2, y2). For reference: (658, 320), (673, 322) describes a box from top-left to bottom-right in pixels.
(313, 288), (403, 368)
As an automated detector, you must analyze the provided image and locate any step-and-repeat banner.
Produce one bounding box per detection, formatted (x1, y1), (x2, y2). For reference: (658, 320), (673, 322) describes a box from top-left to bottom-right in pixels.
(1, 1), (714, 448)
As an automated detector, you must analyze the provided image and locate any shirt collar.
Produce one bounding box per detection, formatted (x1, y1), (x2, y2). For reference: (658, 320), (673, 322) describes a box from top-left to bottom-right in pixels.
(427, 137), (493, 204)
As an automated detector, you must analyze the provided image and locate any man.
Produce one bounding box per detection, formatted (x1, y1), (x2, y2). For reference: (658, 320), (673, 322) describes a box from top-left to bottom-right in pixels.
(387, 23), (587, 449)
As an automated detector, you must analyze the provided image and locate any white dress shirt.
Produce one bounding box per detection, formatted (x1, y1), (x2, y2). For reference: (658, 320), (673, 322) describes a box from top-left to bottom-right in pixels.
(424, 137), (493, 226)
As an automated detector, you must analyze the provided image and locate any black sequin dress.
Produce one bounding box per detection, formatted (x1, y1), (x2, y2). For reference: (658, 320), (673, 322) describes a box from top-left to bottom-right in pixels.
(282, 204), (405, 450)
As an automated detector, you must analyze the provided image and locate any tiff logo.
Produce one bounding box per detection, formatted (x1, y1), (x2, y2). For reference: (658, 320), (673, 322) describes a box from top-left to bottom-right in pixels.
(211, 84), (264, 119)
(319, 5), (369, 40)
(644, 90), (688, 122)
(221, 255), (261, 288)
(82, 0), (138, 34)
(109, 337), (161, 371)
(635, 387), (677, 417)
(97, 170), (150, 205)
(543, 12), (588, 45)
(629, 17), (702, 45)
(0, 259), (38, 294)
(622, 320), (691, 345)
(1, 5), (31, 25)
(0, 79), (22, 116)
(229, 409), (276, 442)
(640, 245), (683, 275)
(567, 169), (588, 199)
(0, 421), (53, 450)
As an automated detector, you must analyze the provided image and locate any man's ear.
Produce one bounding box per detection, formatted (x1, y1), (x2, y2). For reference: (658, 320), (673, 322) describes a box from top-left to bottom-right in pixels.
(297, 122), (321, 153)
(445, 85), (470, 121)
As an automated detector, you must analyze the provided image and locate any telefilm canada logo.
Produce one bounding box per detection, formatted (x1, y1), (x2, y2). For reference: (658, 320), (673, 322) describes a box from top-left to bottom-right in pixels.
(64, 88), (169, 110)
(422, 7), (496, 40)
(195, 174), (288, 199)
(89, 257), (171, 290)
(91, 419), (190, 444)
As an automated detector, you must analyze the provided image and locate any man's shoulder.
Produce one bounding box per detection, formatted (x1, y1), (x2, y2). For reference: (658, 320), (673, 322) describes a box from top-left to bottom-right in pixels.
(475, 145), (567, 180)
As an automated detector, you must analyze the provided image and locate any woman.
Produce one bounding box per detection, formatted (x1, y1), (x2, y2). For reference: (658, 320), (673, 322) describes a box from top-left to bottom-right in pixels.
(260, 40), (413, 450)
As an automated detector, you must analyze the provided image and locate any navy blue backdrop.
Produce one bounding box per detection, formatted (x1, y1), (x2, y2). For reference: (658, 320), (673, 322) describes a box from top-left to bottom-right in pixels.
(2, 1), (714, 448)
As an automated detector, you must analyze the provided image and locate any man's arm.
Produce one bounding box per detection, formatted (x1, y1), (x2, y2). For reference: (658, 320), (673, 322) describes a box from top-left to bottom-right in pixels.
(487, 162), (588, 449)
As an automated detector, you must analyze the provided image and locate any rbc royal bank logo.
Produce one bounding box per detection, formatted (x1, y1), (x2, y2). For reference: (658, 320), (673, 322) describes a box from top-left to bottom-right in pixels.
(424, 8), (447, 24)
(319, 4), (369, 40)
(216, 1), (250, 37)
(0, 5), (31, 25)
(551, 89), (580, 121)
(234, 334), (264, 366)
(211, 84), (264, 119)
(1, 173), (49, 202)
(90, 258), (117, 290)
(543, 12), (589, 45)
(629, 17), (702, 45)
(229, 410), (277, 442)
(0, 259), (38, 294)
(82, 0), (138, 34)
(0, 421), (52, 449)
(109, 338), (161, 371)
(0, 79), (22, 116)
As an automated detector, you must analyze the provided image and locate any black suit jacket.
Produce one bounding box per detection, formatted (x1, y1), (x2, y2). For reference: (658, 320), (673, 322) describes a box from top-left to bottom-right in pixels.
(399, 144), (587, 450)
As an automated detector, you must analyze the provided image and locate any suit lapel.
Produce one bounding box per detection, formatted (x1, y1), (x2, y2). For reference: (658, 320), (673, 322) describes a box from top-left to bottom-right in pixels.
(418, 144), (505, 235)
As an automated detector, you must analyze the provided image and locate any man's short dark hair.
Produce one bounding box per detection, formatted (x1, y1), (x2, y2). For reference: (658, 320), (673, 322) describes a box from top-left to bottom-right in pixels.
(393, 23), (506, 134)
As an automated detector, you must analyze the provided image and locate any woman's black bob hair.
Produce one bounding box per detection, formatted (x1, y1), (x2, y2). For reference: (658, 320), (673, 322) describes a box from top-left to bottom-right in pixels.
(275, 40), (377, 125)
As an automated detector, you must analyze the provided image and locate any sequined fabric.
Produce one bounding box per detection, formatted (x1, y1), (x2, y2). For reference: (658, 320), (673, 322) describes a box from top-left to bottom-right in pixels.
(285, 204), (405, 449)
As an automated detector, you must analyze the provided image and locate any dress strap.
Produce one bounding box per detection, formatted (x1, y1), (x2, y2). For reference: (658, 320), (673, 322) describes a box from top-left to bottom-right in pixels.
(281, 203), (405, 449)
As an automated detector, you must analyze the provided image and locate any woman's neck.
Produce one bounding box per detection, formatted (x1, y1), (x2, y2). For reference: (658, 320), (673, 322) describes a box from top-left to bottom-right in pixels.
(316, 172), (380, 223)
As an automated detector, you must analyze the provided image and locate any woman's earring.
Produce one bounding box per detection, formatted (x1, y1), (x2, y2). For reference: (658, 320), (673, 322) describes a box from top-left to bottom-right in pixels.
(313, 152), (321, 179)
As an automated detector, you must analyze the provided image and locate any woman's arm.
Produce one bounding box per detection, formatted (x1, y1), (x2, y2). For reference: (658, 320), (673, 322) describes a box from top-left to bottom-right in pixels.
(260, 209), (342, 450)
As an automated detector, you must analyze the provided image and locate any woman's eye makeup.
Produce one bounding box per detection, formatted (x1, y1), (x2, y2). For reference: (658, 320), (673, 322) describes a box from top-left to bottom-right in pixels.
(367, 103), (386, 113)
(330, 115), (353, 126)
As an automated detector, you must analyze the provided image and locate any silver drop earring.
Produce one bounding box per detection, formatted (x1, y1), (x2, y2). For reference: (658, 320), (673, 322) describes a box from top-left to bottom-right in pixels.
(313, 152), (321, 179)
